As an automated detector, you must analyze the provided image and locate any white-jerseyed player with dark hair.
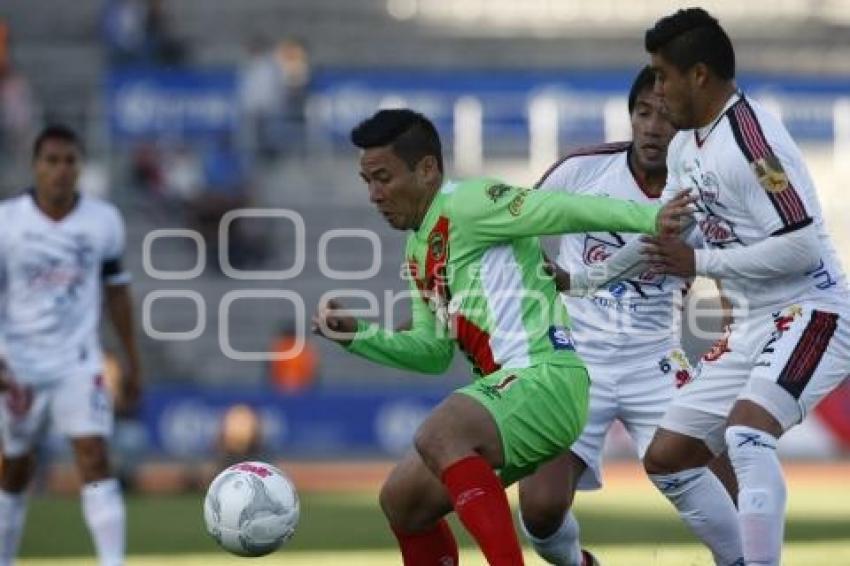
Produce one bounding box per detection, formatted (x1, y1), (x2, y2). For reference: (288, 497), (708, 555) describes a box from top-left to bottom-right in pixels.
(517, 66), (738, 566)
(0, 125), (142, 566)
(599, 8), (850, 566)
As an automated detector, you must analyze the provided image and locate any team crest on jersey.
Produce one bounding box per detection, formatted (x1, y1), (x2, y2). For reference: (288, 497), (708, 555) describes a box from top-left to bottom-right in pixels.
(486, 183), (512, 203)
(582, 234), (666, 289)
(428, 231), (446, 260)
(752, 154), (789, 194)
(698, 213), (741, 246)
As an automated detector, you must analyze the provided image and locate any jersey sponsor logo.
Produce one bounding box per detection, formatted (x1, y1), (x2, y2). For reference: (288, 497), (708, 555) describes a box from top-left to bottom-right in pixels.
(698, 213), (741, 247)
(752, 155), (789, 194)
(582, 234), (667, 290)
(508, 190), (530, 216)
(486, 183), (512, 203)
(584, 240), (613, 264)
(548, 326), (575, 350)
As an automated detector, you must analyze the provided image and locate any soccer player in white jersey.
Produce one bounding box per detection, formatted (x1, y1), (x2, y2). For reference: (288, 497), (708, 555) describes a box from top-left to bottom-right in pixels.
(516, 66), (723, 566)
(626, 9), (850, 566)
(0, 125), (142, 566)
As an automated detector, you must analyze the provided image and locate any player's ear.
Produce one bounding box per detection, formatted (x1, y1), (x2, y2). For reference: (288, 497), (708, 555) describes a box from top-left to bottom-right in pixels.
(691, 63), (710, 89)
(416, 155), (439, 184)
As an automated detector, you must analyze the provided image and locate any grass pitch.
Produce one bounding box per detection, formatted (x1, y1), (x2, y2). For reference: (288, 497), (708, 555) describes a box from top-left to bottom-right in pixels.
(18, 462), (850, 565)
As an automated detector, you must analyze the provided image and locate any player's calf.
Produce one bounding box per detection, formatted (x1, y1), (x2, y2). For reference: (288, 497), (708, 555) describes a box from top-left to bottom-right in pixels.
(518, 452), (583, 538)
(378, 450), (453, 533)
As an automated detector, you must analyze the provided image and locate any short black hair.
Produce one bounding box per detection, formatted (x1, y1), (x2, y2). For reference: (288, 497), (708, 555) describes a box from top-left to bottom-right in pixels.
(33, 124), (83, 160)
(628, 66), (656, 114)
(645, 8), (735, 80)
(350, 109), (443, 173)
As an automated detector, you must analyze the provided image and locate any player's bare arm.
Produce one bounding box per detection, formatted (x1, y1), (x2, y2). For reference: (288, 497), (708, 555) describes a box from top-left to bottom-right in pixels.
(105, 283), (142, 413)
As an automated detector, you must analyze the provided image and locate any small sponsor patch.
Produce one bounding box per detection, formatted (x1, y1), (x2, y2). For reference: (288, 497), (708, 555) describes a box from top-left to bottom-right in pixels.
(752, 154), (789, 194)
(548, 326), (575, 350)
(508, 190), (530, 216)
(486, 183), (512, 203)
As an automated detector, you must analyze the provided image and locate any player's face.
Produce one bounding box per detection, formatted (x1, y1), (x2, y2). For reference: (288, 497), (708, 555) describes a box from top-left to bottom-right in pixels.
(651, 53), (696, 129)
(33, 139), (81, 199)
(359, 146), (424, 230)
(630, 89), (676, 173)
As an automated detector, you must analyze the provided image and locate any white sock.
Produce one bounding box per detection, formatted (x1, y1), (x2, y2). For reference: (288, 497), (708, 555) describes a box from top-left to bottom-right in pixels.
(650, 467), (744, 566)
(726, 426), (785, 566)
(519, 509), (583, 566)
(81, 479), (125, 566)
(0, 490), (27, 566)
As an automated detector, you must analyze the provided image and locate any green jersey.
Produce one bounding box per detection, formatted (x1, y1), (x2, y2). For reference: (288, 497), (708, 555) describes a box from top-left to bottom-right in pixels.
(348, 178), (660, 377)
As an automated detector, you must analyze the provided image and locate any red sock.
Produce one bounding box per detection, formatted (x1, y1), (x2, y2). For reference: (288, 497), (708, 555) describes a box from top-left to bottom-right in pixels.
(441, 455), (524, 566)
(391, 519), (459, 566)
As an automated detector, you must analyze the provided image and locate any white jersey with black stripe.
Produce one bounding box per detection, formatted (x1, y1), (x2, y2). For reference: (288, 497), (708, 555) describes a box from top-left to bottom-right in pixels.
(539, 142), (689, 365)
(0, 191), (129, 386)
(664, 92), (849, 314)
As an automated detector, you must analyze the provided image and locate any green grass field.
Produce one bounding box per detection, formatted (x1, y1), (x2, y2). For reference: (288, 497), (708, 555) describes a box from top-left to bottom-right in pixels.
(17, 463), (850, 565)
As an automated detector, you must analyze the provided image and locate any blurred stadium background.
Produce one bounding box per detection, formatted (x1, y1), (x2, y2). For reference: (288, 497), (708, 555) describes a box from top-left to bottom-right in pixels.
(0, 0), (849, 564)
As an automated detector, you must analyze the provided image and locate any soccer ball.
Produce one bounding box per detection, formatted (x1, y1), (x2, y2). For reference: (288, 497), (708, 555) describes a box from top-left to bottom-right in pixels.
(203, 461), (300, 557)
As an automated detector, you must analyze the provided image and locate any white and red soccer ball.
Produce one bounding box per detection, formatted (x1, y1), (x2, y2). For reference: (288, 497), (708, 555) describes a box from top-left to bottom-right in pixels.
(203, 461), (300, 557)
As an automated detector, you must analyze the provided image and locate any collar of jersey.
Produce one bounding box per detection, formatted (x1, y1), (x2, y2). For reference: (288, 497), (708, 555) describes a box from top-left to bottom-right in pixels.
(414, 180), (454, 240)
(26, 187), (82, 221)
(695, 90), (742, 145)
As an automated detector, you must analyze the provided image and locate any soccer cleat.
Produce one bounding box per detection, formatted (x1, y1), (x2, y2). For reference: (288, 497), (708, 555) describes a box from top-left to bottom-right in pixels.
(581, 548), (601, 566)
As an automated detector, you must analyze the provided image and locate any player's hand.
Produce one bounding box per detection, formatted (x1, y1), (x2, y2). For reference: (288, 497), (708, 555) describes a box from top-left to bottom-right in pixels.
(656, 190), (696, 237)
(312, 299), (358, 346)
(542, 259), (571, 292)
(641, 235), (696, 277)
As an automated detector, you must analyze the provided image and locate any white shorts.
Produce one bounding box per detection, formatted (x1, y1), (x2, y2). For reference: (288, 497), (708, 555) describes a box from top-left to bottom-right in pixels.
(661, 301), (850, 455)
(571, 346), (692, 490)
(0, 371), (113, 458)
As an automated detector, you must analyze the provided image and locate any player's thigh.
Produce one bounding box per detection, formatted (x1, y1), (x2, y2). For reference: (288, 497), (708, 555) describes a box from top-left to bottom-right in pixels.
(379, 449), (454, 532)
(656, 322), (760, 458)
(740, 302), (850, 432)
(568, 371), (617, 491)
(50, 371), (113, 443)
(458, 362), (590, 486)
(0, 385), (50, 459)
(619, 348), (689, 459)
(414, 390), (505, 473)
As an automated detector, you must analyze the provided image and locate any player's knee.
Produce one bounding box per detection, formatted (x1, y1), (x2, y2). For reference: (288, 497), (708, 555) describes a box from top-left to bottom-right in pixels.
(413, 425), (447, 474)
(0, 454), (35, 493)
(73, 439), (112, 483)
(643, 441), (682, 476)
(378, 479), (399, 522)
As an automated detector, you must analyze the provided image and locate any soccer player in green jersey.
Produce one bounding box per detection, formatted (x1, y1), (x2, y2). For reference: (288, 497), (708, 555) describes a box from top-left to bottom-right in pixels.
(312, 109), (693, 565)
